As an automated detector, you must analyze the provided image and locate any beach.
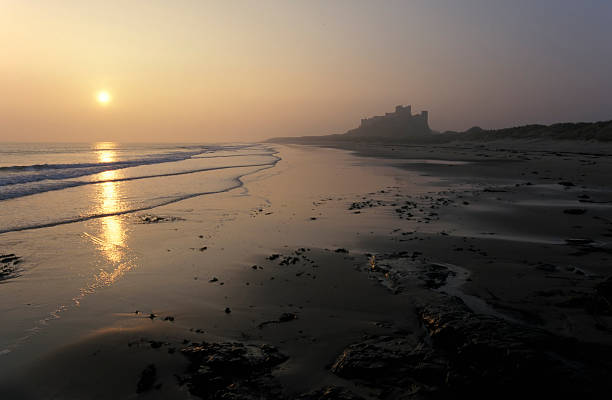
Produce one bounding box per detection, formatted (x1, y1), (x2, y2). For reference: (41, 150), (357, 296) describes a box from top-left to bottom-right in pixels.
(2, 141), (612, 399)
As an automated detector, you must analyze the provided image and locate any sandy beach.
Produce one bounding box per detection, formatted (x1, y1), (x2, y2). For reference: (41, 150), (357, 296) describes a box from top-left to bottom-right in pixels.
(0, 141), (611, 399)
(4, 1), (612, 398)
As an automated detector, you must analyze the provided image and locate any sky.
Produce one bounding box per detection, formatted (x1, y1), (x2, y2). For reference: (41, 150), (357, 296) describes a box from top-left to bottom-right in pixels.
(1, 0), (611, 142)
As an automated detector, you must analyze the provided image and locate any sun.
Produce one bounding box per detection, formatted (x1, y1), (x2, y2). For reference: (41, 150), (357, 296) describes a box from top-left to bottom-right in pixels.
(97, 91), (111, 105)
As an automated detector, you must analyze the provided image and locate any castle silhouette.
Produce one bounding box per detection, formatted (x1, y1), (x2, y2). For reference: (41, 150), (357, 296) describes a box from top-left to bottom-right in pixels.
(345, 105), (430, 138)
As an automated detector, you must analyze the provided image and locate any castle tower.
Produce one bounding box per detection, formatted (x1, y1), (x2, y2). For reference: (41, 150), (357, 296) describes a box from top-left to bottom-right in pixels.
(395, 105), (412, 115)
(420, 110), (428, 124)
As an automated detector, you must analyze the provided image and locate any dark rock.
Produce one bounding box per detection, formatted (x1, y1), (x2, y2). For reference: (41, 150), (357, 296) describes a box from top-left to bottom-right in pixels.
(258, 312), (298, 328)
(595, 276), (612, 314)
(422, 263), (454, 289)
(179, 341), (287, 399)
(296, 386), (365, 400)
(596, 276), (612, 301)
(558, 181), (575, 187)
(209, 277), (218, 283)
(279, 256), (301, 266)
(0, 254), (22, 282)
(0, 254), (19, 263)
(331, 335), (423, 380)
(563, 208), (587, 215)
(418, 297), (612, 397)
(335, 248), (349, 254)
(535, 263), (558, 272)
(138, 214), (183, 224)
(224, 307), (231, 314)
(136, 364), (157, 393)
(331, 296), (612, 399)
(565, 238), (594, 245)
(278, 312), (297, 322)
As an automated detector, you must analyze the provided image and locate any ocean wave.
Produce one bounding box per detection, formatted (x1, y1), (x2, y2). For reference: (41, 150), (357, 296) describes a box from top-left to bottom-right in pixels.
(0, 157), (279, 201)
(0, 157), (280, 235)
(0, 150), (209, 187)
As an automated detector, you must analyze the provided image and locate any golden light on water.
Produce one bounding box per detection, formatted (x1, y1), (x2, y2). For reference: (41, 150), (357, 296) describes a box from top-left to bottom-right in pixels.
(75, 144), (136, 305)
(95, 144), (125, 263)
(99, 178), (125, 263)
(87, 144), (133, 284)
(96, 142), (116, 163)
(99, 151), (114, 163)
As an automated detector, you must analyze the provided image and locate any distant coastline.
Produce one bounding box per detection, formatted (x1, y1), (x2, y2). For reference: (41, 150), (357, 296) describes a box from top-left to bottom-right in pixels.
(268, 105), (612, 143)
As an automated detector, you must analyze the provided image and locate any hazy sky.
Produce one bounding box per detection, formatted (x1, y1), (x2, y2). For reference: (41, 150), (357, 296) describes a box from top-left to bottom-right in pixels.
(1, 0), (611, 142)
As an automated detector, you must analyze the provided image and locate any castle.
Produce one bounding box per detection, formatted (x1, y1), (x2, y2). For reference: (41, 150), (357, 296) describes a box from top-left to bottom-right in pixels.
(346, 105), (430, 138)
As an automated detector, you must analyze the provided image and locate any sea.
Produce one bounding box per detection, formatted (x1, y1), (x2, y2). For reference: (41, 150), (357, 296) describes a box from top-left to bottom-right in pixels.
(0, 142), (280, 364)
(0, 142), (279, 234)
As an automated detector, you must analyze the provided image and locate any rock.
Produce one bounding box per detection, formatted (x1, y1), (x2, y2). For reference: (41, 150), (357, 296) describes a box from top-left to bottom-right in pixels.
(558, 181), (575, 187)
(422, 263), (454, 289)
(136, 364), (157, 393)
(535, 263), (558, 272)
(417, 297), (612, 397)
(331, 296), (612, 398)
(595, 276), (612, 314)
(553, 277), (612, 316)
(565, 238), (594, 245)
(179, 341), (287, 399)
(0, 254), (19, 263)
(596, 276), (612, 300)
(209, 277), (218, 283)
(335, 248), (349, 254)
(563, 208), (587, 215)
(138, 214), (183, 224)
(331, 335), (423, 380)
(258, 312), (298, 329)
(279, 256), (300, 266)
(278, 312), (297, 322)
(296, 386), (365, 400)
(224, 307), (231, 314)
(0, 254), (22, 282)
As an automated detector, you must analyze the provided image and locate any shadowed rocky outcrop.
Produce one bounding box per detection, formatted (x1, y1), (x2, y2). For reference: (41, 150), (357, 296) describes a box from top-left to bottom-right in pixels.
(179, 341), (288, 399)
(332, 296), (612, 399)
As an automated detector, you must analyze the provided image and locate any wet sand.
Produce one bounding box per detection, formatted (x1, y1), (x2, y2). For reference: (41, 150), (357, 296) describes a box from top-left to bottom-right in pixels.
(2, 142), (612, 398)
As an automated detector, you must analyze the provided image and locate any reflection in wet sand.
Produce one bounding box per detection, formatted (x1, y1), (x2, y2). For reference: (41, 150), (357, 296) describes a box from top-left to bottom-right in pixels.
(99, 170), (125, 263)
(3, 144), (140, 353)
(75, 144), (137, 303)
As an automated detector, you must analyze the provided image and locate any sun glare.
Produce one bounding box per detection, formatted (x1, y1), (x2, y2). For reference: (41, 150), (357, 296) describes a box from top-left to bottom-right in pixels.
(97, 91), (111, 105)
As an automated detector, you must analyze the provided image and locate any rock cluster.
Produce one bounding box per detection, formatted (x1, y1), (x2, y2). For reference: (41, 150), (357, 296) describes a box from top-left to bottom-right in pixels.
(179, 341), (288, 399)
(332, 296), (612, 399)
(0, 253), (22, 281)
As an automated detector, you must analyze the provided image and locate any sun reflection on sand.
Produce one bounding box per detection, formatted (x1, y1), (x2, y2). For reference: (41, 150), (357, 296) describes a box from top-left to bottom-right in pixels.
(99, 170), (125, 263)
(74, 143), (137, 304)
